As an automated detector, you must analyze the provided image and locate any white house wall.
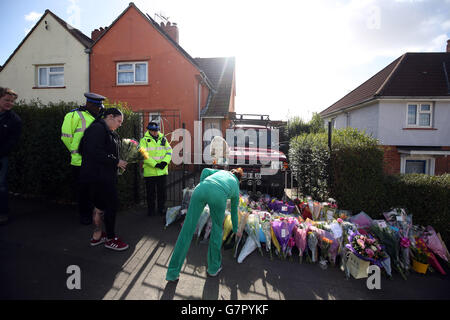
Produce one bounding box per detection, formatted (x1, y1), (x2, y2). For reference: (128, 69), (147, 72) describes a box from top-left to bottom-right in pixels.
(323, 102), (379, 139)
(377, 100), (450, 146)
(0, 13), (89, 105)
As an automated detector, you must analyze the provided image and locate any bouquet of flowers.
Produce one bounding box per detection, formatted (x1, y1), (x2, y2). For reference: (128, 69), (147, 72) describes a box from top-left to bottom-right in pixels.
(319, 236), (333, 269)
(307, 231), (319, 263)
(201, 217), (213, 243)
(370, 223), (406, 280)
(165, 206), (181, 229)
(422, 226), (449, 263)
(260, 213), (273, 260)
(195, 206), (210, 244)
(270, 224), (282, 257)
(119, 138), (149, 174)
(245, 213), (263, 256)
(345, 231), (388, 265)
(287, 237), (296, 260)
(271, 217), (297, 259)
(234, 210), (250, 258)
(294, 224), (308, 263)
(415, 237), (446, 275)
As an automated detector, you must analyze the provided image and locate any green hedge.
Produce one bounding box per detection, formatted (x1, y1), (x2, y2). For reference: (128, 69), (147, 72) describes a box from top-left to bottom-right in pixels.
(289, 128), (450, 244)
(383, 174), (450, 244)
(8, 100), (144, 208)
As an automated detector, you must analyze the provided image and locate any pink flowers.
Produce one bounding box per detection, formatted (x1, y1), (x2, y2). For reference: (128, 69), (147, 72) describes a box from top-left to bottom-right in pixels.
(357, 238), (365, 249)
(365, 248), (375, 257)
(400, 237), (411, 248)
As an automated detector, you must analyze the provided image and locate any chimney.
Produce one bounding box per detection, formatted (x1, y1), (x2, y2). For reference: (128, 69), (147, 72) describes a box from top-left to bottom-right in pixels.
(160, 21), (179, 44)
(447, 39), (450, 53)
(91, 26), (108, 42)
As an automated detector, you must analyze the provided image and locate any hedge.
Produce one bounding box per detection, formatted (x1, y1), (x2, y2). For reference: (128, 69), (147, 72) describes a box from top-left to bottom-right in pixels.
(289, 127), (450, 244)
(8, 100), (144, 208)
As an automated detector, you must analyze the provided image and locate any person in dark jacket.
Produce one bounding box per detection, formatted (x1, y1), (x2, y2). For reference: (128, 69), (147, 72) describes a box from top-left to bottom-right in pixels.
(79, 108), (129, 251)
(0, 87), (21, 226)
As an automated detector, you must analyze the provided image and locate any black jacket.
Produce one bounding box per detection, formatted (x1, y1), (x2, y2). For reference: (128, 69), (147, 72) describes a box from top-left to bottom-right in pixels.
(0, 110), (22, 158)
(79, 119), (120, 184)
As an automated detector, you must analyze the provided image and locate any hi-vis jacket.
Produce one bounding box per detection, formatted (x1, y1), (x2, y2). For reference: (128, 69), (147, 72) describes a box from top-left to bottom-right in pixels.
(140, 131), (172, 177)
(61, 108), (95, 166)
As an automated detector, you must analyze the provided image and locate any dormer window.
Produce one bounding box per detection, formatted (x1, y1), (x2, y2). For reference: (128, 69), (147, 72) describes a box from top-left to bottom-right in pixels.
(406, 103), (432, 128)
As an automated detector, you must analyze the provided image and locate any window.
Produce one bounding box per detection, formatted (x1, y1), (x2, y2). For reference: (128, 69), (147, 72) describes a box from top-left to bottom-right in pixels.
(38, 66), (64, 87)
(406, 103), (432, 127)
(400, 155), (435, 175)
(117, 61), (148, 85)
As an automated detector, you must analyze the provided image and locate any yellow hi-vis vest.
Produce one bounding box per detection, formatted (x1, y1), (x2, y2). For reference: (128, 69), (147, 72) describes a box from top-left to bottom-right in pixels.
(61, 109), (95, 166)
(140, 131), (172, 177)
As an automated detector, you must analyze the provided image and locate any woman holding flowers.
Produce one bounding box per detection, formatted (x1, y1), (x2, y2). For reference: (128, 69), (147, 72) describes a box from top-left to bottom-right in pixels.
(166, 168), (243, 282)
(79, 108), (129, 251)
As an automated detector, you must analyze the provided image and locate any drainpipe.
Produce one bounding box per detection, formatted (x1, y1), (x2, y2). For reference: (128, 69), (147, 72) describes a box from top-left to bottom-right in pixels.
(198, 81), (201, 121)
(84, 48), (91, 92)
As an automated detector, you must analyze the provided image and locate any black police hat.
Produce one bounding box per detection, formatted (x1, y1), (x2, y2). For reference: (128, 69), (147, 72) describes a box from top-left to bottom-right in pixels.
(84, 92), (106, 108)
(147, 122), (160, 131)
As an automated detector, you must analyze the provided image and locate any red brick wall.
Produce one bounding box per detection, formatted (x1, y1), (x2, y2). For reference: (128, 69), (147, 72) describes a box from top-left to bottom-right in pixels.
(381, 145), (450, 175)
(90, 5), (210, 160)
(381, 145), (401, 175)
(435, 146), (450, 175)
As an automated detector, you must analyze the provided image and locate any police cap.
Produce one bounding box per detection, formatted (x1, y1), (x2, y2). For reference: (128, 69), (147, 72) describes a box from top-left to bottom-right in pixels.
(84, 92), (106, 108)
(147, 122), (160, 131)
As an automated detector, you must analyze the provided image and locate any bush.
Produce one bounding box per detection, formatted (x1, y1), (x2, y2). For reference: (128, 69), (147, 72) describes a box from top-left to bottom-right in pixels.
(289, 131), (329, 201)
(383, 174), (450, 244)
(289, 127), (450, 244)
(330, 128), (385, 216)
(8, 100), (143, 208)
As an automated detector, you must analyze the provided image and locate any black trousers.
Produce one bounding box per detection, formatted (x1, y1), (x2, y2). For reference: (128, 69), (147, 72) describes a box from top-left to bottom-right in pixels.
(87, 181), (118, 240)
(72, 165), (93, 224)
(145, 175), (167, 216)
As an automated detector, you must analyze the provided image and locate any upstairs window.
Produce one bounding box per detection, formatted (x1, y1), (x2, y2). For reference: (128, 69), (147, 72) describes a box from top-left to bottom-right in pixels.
(406, 103), (432, 127)
(38, 66), (64, 87)
(117, 61), (148, 85)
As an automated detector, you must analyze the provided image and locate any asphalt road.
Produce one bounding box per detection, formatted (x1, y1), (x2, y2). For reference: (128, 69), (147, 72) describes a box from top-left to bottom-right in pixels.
(1, 196), (449, 300)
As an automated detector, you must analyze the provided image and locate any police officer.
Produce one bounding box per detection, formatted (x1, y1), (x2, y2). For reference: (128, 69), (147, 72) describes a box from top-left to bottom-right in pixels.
(61, 92), (105, 225)
(140, 122), (172, 218)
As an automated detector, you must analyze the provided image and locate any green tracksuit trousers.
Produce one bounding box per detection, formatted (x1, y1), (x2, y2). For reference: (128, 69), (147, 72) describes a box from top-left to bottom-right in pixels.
(166, 180), (227, 281)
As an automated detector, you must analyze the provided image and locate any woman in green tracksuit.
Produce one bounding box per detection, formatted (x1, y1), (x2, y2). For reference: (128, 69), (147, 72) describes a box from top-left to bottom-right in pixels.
(166, 167), (243, 282)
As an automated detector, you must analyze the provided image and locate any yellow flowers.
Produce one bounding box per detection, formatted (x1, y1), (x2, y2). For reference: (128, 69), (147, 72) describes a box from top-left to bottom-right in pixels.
(138, 147), (149, 160)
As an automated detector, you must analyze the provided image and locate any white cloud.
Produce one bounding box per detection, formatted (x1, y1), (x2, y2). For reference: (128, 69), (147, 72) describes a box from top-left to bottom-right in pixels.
(67, 0), (81, 29)
(24, 11), (42, 22)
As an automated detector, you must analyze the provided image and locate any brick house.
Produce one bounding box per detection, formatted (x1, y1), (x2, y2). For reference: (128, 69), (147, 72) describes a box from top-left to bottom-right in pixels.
(89, 3), (236, 164)
(320, 41), (450, 175)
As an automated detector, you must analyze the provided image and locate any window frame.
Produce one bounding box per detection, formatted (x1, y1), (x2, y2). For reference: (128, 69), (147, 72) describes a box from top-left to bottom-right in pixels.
(37, 65), (65, 87)
(405, 102), (433, 128)
(400, 155), (435, 175)
(116, 61), (148, 85)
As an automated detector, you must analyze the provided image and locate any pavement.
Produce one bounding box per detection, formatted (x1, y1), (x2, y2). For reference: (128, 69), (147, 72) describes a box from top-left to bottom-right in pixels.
(1, 195), (450, 301)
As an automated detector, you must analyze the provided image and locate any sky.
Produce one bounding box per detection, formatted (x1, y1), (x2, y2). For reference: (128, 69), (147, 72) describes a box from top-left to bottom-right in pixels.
(1, 0), (449, 121)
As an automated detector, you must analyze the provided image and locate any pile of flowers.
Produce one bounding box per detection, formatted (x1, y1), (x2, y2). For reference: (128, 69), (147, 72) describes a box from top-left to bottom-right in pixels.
(165, 184), (449, 281)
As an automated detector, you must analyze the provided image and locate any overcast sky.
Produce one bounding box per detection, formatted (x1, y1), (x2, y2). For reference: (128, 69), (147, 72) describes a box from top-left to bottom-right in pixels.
(1, 0), (449, 121)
